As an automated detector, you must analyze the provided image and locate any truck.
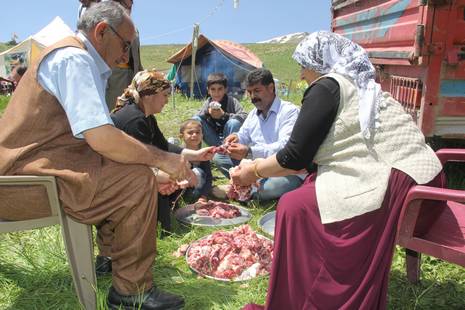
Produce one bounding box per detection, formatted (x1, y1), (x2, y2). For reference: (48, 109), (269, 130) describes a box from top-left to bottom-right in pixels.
(331, 0), (465, 139)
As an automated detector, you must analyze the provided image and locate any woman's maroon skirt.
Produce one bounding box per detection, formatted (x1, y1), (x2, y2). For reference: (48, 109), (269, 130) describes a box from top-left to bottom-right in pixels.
(244, 169), (440, 310)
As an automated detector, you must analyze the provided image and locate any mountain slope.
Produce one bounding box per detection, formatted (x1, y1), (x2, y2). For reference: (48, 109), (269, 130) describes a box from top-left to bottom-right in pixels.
(257, 32), (308, 44)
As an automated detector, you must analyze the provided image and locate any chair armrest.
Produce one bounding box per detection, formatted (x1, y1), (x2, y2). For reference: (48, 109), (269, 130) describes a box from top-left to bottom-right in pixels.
(0, 175), (56, 185)
(397, 185), (465, 240)
(405, 185), (465, 205)
(436, 148), (465, 165)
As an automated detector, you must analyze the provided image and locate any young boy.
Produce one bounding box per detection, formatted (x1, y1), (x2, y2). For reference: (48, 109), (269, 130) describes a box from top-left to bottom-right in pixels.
(179, 119), (213, 202)
(193, 72), (247, 146)
(192, 72), (247, 177)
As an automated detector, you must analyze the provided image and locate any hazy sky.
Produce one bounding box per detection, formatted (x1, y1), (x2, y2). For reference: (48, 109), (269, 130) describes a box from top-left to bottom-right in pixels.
(0, 1), (331, 45)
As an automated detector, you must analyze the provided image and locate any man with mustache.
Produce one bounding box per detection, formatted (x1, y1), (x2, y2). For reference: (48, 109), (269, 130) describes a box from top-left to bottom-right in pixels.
(221, 68), (304, 201)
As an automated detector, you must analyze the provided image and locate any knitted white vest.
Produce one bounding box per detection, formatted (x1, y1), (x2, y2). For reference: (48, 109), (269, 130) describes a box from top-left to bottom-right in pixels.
(313, 73), (442, 224)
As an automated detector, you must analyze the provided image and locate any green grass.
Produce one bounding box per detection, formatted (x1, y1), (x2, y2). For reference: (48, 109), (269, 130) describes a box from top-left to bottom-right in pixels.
(1, 43), (465, 309)
(245, 43), (300, 83)
(0, 96), (9, 116)
(140, 44), (185, 72)
(0, 43), (12, 53)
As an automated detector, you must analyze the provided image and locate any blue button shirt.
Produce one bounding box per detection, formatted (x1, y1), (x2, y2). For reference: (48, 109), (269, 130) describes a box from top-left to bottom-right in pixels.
(236, 96), (300, 159)
(38, 32), (113, 138)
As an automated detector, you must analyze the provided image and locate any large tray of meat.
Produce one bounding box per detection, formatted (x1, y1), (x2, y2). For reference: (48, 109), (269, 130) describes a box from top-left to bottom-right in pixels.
(185, 225), (273, 281)
(175, 200), (251, 227)
(258, 211), (276, 238)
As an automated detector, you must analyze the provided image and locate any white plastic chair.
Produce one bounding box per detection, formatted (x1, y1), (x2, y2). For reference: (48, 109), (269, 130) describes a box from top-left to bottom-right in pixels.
(0, 175), (97, 309)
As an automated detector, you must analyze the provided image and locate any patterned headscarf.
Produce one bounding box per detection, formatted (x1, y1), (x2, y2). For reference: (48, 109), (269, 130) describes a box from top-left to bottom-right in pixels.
(293, 31), (383, 139)
(113, 69), (171, 112)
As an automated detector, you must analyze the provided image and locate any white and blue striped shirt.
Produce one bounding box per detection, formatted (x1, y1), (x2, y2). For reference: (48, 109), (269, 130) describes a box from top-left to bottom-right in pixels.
(237, 96), (300, 159)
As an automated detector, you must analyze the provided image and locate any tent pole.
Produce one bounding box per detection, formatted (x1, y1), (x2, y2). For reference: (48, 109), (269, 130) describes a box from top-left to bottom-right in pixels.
(189, 23), (200, 100)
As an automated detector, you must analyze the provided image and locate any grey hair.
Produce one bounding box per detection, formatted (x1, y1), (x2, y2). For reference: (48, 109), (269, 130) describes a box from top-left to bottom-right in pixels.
(77, 1), (128, 33)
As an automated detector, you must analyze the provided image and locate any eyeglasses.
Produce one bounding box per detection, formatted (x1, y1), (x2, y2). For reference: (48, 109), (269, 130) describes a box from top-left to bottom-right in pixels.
(107, 24), (131, 53)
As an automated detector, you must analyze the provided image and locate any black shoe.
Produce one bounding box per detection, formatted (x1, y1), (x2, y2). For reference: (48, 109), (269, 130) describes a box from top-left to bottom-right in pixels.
(95, 255), (112, 277)
(107, 286), (184, 310)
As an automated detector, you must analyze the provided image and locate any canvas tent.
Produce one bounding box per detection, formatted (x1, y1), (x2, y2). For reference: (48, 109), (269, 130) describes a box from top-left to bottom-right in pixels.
(0, 16), (74, 78)
(166, 34), (263, 99)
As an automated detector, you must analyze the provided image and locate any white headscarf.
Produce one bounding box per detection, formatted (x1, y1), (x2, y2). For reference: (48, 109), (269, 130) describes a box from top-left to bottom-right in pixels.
(293, 31), (383, 139)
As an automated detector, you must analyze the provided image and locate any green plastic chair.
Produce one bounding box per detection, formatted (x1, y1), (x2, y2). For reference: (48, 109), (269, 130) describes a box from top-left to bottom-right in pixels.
(0, 175), (97, 309)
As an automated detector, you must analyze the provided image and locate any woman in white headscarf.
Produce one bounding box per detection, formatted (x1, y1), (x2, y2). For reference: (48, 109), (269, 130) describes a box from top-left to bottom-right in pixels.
(232, 31), (443, 310)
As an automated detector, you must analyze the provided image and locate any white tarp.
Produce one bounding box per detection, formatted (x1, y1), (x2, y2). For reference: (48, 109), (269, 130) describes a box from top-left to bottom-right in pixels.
(0, 16), (74, 78)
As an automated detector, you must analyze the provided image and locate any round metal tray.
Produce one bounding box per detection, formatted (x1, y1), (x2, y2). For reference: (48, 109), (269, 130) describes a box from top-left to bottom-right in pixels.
(186, 232), (273, 282)
(258, 211), (276, 237)
(175, 202), (251, 227)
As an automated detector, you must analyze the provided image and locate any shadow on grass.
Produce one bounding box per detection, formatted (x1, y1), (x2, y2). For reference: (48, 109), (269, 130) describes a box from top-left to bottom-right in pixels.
(149, 264), (243, 309)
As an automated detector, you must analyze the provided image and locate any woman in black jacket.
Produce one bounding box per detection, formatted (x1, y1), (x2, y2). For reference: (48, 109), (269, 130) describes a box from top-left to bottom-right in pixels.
(111, 69), (214, 233)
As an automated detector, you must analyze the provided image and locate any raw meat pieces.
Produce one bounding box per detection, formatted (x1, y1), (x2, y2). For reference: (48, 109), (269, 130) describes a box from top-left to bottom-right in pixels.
(209, 101), (222, 110)
(213, 141), (231, 155)
(226, 164), (256, 201)
(194, 200), (241, 219)
(226, 183), (253, 201)
(186, 225), (273, 281)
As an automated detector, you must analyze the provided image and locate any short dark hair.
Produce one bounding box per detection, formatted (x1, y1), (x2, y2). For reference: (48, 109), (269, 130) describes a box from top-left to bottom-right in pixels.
(246, 68), (274, 88)
(207, 72), (227, 88)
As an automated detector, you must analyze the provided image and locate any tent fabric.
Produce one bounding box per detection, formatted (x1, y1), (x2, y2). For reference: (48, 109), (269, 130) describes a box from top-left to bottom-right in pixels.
(166, 34), (262, 99)
(167, 34), (262, 68)
(209, 40), (262, 69)
(0, 17), (74, 78)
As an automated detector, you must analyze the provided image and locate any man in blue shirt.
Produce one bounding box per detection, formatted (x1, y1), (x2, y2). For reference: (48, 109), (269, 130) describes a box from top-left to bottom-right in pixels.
(222, 68), (304, 201)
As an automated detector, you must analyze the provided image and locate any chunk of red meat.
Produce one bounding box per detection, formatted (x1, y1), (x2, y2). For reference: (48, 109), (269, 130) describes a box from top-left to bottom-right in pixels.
(186, 225), (273, 280)
(194, 200), (241, 219)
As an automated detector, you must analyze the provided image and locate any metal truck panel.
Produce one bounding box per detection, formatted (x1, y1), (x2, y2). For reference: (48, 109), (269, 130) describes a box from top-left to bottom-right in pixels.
(332, 0), (422, 63)
(332, 0), (465, 138)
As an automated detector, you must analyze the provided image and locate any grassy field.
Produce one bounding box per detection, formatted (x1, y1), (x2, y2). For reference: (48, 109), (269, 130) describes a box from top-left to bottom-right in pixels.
(0, 42), (464, 309)
(0, 96), (9, 115)
(0, 43), (12, 53)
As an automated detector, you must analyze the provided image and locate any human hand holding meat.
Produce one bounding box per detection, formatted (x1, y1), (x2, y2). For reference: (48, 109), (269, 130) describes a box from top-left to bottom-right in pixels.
(155, 170), (179, 195)
(213, 141), (231, 155)
(158, 181), (179, 196)
(156, 165), (198, 194)
(158, 152), (193, 182)
(208, 107), (225, 119)
(227, 159), (260, 201)
(230, 159), (259, 186)
(227, 143), (249, 160)
(208, 101), (224, 119)
(181, 146), (215, 162)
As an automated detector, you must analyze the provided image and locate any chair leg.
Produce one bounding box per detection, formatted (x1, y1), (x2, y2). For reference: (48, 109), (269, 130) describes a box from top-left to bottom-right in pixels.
(59, 211), (97, 310)
(405, 248), (421, 284)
